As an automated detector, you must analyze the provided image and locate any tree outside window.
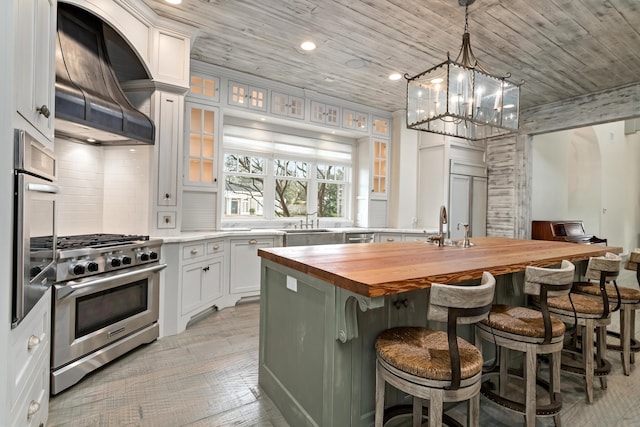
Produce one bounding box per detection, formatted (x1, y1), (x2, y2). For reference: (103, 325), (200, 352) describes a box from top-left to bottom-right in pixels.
(224, 154), (265, 217)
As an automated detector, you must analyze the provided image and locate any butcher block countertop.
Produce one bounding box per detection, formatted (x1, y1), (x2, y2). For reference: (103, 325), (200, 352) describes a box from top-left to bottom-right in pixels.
(258, 237), (622, 298)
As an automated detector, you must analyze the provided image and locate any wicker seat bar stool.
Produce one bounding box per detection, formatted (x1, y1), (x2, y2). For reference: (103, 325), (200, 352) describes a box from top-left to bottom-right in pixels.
(544, 253), (621, 403)
(476, 260), (575, 427)
(374, 272), (496, 427)
(573, 250), (639, 375)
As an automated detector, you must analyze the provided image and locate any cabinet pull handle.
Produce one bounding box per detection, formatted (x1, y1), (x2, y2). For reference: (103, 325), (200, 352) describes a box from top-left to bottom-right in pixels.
(203, 266), (210, 272)
(191, 248), (199, 255)
(386, 238), (395, 242)
(27, 335), (41, 351)
(249, 239), (258, 245)
(28, 400), (41, 419)
(212, 245), (220, 250)
(36, 105), (50, 118)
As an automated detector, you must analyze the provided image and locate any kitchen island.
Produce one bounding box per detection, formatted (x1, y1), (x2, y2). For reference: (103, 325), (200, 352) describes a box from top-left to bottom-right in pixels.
(257, 237), (621, 426)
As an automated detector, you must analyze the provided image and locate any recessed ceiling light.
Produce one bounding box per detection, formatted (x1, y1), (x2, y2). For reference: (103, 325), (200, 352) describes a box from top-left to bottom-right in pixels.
(300, 41), (316, 51)
(165, 0), (182, 4)
(388, 72), (402, 81)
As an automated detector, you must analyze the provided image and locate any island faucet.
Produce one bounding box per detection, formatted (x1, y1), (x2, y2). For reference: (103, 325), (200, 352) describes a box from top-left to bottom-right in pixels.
(458, 222), (470, 247)
(429, 205), (448, 247)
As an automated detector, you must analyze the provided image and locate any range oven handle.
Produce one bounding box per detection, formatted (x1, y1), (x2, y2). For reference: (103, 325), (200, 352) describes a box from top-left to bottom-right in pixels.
(27, 182), (58, 194)
(56, 263), (167, 300)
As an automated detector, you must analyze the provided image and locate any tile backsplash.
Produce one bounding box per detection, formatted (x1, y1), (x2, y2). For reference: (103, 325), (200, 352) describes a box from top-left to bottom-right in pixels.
(55, 138), (151, 236)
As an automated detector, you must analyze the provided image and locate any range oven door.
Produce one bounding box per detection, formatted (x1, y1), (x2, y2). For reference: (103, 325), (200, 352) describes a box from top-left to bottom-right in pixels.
(51, 263), (165, 370)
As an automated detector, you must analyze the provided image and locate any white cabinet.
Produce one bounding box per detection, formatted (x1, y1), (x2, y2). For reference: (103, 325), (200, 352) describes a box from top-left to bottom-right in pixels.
(156, 92), (183, 208)
(229, 236), (275, 296)
(343, 109), (368, 132)
(9, 289), (50, 427)
(228, 81), (267, 111)
(309, 100), (340, 127)
(372, 116), (391, 137)
(184, 102), (220, 189)
(162, 239), (226, 336)
(377, 233), (403, 243)
(356, 136), (390, 227)
(376, 232), (431, 243)
(270, 91), (305, 120)
(189, 74), (220, 103)
(14, 0), (57, 147)
(371, 139), (389, 198)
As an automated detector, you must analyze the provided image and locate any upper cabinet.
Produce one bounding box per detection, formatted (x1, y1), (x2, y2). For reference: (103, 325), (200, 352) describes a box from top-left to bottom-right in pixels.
(270, 91), (305, 120)
(343, 109), (368, 132)
(190, 74), (220, 103)
(185, 102), (220, 189)
(14, 0), (57, 147)
(372, 116), (391, 137)
(228, 81), (267, 111)
(309, 101), (340, 127)
(372, 139), (389, 197)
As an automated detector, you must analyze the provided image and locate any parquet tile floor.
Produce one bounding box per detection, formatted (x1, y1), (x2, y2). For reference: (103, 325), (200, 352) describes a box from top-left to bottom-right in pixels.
(48, 269), (640, 426)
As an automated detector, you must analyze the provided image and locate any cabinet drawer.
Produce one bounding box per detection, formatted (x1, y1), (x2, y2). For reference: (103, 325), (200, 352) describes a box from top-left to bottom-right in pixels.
(404, 234), (428, 242)
(379, 233), (403, 243)
(10, 348), (49, 427)
(206, 240), (224, 255)
(182, 243), (205, 261)
(10, 290), (50, 407)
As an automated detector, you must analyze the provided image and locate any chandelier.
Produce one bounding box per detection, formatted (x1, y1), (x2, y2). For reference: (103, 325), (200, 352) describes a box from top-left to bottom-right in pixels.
(406, 0), (522, 140)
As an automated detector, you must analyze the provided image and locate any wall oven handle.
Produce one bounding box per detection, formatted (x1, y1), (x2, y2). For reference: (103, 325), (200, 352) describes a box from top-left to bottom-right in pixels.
(27, 182), (58, 193)
(56, 264), (167, 299)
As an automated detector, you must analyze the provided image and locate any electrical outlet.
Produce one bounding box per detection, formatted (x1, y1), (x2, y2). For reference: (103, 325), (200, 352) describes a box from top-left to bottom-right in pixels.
(286, 276), (297, 292)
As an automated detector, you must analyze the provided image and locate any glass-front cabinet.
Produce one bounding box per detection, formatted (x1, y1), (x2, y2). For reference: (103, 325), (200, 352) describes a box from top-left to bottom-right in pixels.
(228, 81), (267, 111)
(310, 100), (340, 127)
(185, 102), (219, 188)
(372, 139), (388, 197)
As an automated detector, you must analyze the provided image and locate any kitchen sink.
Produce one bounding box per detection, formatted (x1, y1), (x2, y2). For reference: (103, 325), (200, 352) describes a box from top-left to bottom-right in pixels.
(281, 229), (344, 246)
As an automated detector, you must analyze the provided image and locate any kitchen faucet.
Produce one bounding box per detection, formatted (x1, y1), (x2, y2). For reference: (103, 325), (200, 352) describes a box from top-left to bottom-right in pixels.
(458, 222), (471, 248)
(429, 205), (448, 247)
(304, 212), (317, 229)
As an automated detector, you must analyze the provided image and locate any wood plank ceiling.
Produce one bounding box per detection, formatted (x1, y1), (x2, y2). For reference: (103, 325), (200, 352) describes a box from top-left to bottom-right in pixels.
(141, 0), (640, 113)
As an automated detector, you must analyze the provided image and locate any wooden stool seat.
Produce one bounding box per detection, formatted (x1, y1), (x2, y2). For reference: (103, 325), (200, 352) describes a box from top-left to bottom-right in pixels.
(573, 282), (640, 303)
(376, 327), (483, 381)
(481, 305), (566, 340)
(544, 293), (609, 317)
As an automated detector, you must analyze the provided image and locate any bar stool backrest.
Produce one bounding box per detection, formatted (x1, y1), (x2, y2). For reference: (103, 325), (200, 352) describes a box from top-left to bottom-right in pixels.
(585, 252), (622, 282)
(428, 271), (496, 324)
(625, 249), (640, 272)
(524, 260), (575, 297)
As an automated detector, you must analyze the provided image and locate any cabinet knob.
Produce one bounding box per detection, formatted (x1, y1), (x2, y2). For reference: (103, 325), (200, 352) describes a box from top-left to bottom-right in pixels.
(249, 239), (258, 245)
(191, 248), (198, 255)
(36, 105), (50, 118)
(28, 400), (41, 419)
(164, 193), (171, 200)
(27, 335), (41, 351)
(212, 245), (220, 250)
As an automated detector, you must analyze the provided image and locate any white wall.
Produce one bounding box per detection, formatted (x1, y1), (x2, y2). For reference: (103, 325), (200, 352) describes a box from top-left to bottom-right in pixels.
(531, 121), (640, 252)
(55, 138), (151, 236)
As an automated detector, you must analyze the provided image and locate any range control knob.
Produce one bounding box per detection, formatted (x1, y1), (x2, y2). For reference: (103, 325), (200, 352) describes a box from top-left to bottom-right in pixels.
(87, 262), (99, 272)
(110, 258), (122, 267)
(149, 251), (158, 260)
(122, 256), (132, 265)
(140, 253), (150, 262)
(72, 264), (85, 275)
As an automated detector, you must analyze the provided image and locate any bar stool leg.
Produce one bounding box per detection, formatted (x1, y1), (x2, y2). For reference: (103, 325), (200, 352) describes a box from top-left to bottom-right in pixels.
(469, 392), (480, 427)
(551, 351), (562, 427)
(499, 346), (509, 396)
(622, 306), (631, 375)
(428, 392), (443, 427)
(412, 397), (423, 427)
(631, 309), (636, 365)
(597, 325), (607, 390)
(375, 361), (385, 427)
(524, 346), (536, 427)
(584, 320), (595, 403)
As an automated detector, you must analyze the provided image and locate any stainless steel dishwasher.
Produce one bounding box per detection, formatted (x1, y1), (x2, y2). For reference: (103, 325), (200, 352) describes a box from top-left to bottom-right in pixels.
(344, 232), (375, 243)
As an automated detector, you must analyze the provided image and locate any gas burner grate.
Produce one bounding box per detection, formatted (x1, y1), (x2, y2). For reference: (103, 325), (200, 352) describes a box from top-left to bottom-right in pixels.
(56, 234), (149, 250)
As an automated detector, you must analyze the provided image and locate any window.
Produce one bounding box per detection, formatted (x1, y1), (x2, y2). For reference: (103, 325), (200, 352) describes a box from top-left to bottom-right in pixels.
(224, 154), (265, 217)
(223, 125), (353, 221)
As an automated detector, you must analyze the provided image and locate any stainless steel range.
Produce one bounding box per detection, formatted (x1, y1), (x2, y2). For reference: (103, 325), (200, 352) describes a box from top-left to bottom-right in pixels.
(50, 234), (166, 394)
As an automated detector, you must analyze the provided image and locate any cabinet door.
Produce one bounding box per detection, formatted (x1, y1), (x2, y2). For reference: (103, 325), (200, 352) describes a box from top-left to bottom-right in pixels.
(373, 116), (391, 136)
(449, 174), (472, 239)
(271, 92), (304, 119)
(181, 262), (205, 315)
(201, 257), (224, 303)
(228, 81), (248, 107)
(372, 139), (388, 198)
(190, 74), (220, 103)
(471, 176), (487, 237)
(15, 0), (56, 145)
(185, 102), (218, 188)
(310, 100), (326, 123)
(248, 86), (267, 111)
(229, 238), (274, 295)
(157, 92), (182, 206)
(325, 104), (340, 126)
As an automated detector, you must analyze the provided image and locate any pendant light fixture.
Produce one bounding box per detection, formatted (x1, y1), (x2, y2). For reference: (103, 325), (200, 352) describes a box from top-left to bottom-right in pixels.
(405, 0), (523, 140)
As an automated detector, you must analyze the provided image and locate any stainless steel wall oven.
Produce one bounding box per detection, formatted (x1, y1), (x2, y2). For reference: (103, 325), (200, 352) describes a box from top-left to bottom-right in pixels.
(50, 235), (165, 394)
(12, 129), (57, 328)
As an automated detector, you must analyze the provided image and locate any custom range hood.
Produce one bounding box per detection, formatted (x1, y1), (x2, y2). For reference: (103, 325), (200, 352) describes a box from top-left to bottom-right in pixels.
(55, 3), (155, 145)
